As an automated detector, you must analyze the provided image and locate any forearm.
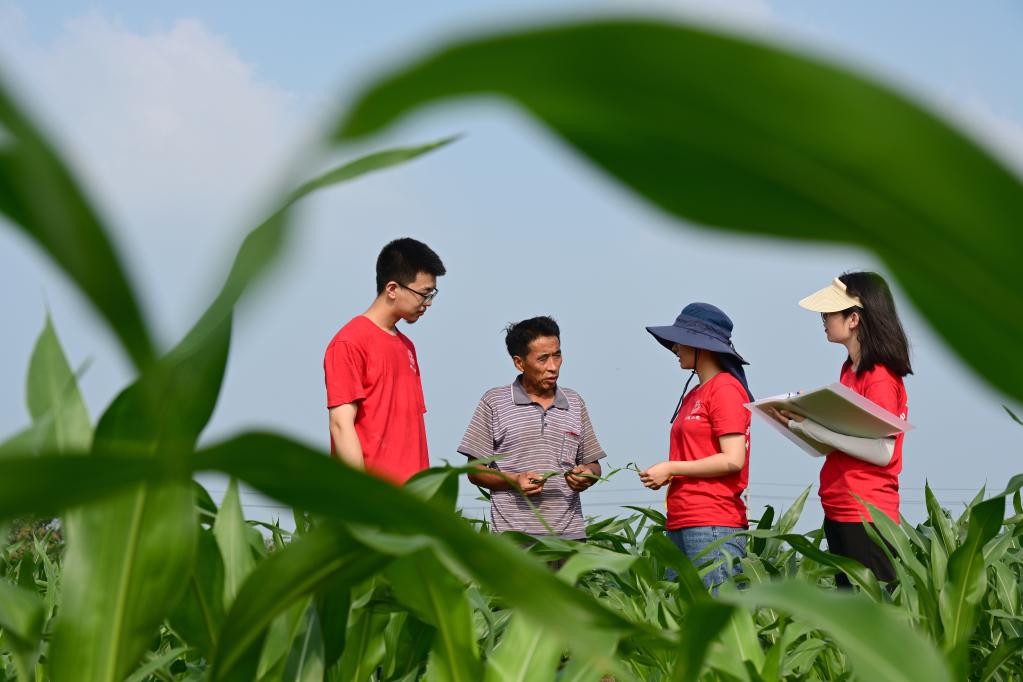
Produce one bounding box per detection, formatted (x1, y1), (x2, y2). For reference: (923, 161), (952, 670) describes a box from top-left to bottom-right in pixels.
(669, 453), (743, 478)
(467, 465), (517, 491)
(790, 419), (895, 466)
(329, 422), (365, 469)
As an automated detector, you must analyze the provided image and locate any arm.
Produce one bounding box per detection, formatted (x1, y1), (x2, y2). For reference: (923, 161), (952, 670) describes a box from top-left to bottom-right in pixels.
(328, 403), (364, 469)
(467, 463), (545, 496)
(459, 396), (544, 495)
(790, 418), (895, 467)
(765, 406), (826, 458)
(766, 407), (895, 466)
(460, 392), (544, 498)
(639, 434), (746, 489)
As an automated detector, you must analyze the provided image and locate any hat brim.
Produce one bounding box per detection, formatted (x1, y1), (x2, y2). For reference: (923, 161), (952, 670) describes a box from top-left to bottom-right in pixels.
(645, 326), (748, 364)
(798, 282), (861, 312)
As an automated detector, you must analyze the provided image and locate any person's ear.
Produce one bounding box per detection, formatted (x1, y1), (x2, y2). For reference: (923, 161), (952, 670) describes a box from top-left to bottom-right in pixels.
(848, 311), (860, 330)
(512, 355), (525, 373)
(384, 281), (399, 300)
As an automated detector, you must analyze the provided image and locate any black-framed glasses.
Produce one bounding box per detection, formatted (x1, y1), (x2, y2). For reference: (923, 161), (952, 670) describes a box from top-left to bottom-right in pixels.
(398, 283), (439, 303)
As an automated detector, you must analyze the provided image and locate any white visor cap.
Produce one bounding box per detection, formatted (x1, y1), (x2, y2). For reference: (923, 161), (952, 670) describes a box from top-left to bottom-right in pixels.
(798, 277), (863, 312)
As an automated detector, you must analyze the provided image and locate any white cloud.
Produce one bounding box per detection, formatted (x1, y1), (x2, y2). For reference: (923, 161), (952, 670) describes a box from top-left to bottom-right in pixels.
(4, 11), (302, 223)
(0, 6), (314, 341)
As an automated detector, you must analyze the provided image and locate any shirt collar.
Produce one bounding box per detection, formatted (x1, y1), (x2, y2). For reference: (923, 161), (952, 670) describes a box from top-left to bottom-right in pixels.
(512, 376), (569, 410)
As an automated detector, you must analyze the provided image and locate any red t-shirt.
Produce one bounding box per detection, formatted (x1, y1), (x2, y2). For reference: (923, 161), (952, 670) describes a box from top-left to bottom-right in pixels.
(666, 372), (751, 530)
(819, 361), (907, 523)
(323, 316), (428, 484)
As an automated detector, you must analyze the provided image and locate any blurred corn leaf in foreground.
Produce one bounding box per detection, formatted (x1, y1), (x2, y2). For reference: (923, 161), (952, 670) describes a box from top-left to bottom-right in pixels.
(335, 18), (1023, 404)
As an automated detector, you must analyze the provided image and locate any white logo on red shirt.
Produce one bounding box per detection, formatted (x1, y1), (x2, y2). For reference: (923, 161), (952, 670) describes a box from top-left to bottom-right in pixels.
(685, 399), (703, 421)
(407, 350), (417, 373)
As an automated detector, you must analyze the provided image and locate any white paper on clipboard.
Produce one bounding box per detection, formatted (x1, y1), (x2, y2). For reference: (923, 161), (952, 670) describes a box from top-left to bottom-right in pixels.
(745, 383), (914, 457)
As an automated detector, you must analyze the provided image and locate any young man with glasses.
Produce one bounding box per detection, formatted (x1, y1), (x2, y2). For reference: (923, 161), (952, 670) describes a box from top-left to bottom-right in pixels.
(323, 238), (446, 483)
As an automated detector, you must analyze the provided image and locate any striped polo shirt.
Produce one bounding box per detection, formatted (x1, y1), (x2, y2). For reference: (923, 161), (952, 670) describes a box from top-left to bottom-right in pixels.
(458, 377), (606, 539)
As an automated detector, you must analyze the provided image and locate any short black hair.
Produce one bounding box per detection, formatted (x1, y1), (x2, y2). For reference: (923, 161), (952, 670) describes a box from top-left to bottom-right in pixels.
(375, 238), (446, 294)
(505, 316), (560, 359)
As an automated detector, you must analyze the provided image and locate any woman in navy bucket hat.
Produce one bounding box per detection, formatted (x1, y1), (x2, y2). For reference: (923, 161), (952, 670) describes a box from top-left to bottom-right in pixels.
(639, 303), (753, 590)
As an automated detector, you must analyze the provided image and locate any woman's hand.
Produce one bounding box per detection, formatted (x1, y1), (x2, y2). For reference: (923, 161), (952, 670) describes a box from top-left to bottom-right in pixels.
(766, 407), (804, 428)
(639, 462), (676, 490)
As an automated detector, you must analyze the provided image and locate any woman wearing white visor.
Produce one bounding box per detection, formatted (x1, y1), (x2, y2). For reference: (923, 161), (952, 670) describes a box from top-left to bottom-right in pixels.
(767, 273), (911, 587)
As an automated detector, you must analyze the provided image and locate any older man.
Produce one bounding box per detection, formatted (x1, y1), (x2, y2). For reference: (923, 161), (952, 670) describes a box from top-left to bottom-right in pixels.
(458, 316), (606, 539)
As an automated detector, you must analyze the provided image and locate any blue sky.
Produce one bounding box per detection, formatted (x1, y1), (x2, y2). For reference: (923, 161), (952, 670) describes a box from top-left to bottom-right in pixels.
(1, 0), (1021, 530)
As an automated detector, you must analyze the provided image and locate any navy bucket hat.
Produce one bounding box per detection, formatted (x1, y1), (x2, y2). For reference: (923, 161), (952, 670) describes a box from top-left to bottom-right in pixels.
(646, 302), (753, 402)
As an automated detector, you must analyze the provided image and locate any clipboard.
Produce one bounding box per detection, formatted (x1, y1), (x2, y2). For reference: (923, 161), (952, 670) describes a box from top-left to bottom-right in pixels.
(746, 383), (913, 457)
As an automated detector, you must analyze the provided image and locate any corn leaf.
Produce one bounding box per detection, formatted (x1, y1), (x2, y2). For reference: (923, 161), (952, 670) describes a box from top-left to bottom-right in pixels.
(214, 478), (257, 608)
(197, 433), (646, 638)
(724, 580), (953, 682)
(281, 604), (325, 682)
(48, 315), (232, 682)
(387, 551), (482, 682)
(314, 572), (351, 670)
(335, 18), (1023, 403)
(336, 604), (391, 682)
(209, 524), (391, 681)
(0, 579), (44, 656)
(168, 528), (226, 658)
(0, 455), (177, 520)
(938, 496), (1005, 675)
(483, 615), (562, 682)
(24, 316), (92, 453)
(672, 600), (736, 682)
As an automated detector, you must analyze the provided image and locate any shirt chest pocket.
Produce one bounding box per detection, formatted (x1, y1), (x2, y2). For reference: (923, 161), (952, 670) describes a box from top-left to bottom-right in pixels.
(558, 428), (583, 468)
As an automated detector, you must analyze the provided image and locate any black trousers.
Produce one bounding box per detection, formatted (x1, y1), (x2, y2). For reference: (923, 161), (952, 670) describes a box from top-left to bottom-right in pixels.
(823, 518), (896, 587)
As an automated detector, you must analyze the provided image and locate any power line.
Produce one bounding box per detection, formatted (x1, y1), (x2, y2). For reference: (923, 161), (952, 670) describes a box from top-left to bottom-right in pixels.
(236, 494), (976, 515)
(206, 480), (998, 498)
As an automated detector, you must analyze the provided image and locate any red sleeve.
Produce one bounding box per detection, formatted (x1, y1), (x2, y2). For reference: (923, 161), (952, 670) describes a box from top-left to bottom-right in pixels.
(324, 340), (367, 408)
(708, 380), (751, 437)
(862, 376), (901, 416)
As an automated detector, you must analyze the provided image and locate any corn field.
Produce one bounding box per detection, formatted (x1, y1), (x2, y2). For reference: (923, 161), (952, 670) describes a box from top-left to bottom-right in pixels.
(2, 15), (1022, 682)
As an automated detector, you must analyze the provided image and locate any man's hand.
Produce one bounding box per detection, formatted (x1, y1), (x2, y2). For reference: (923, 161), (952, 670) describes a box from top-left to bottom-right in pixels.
(639, 461), (676, 490)
(565, 464), (598, 492)
(515, 471), (545, 496)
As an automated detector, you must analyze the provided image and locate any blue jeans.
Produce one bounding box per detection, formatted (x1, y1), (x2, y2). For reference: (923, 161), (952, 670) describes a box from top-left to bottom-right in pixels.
(667, 526), (746, 589)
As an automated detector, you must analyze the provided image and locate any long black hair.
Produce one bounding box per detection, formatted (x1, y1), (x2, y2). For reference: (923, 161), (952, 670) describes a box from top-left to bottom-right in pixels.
(838, 271), (912, 377)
